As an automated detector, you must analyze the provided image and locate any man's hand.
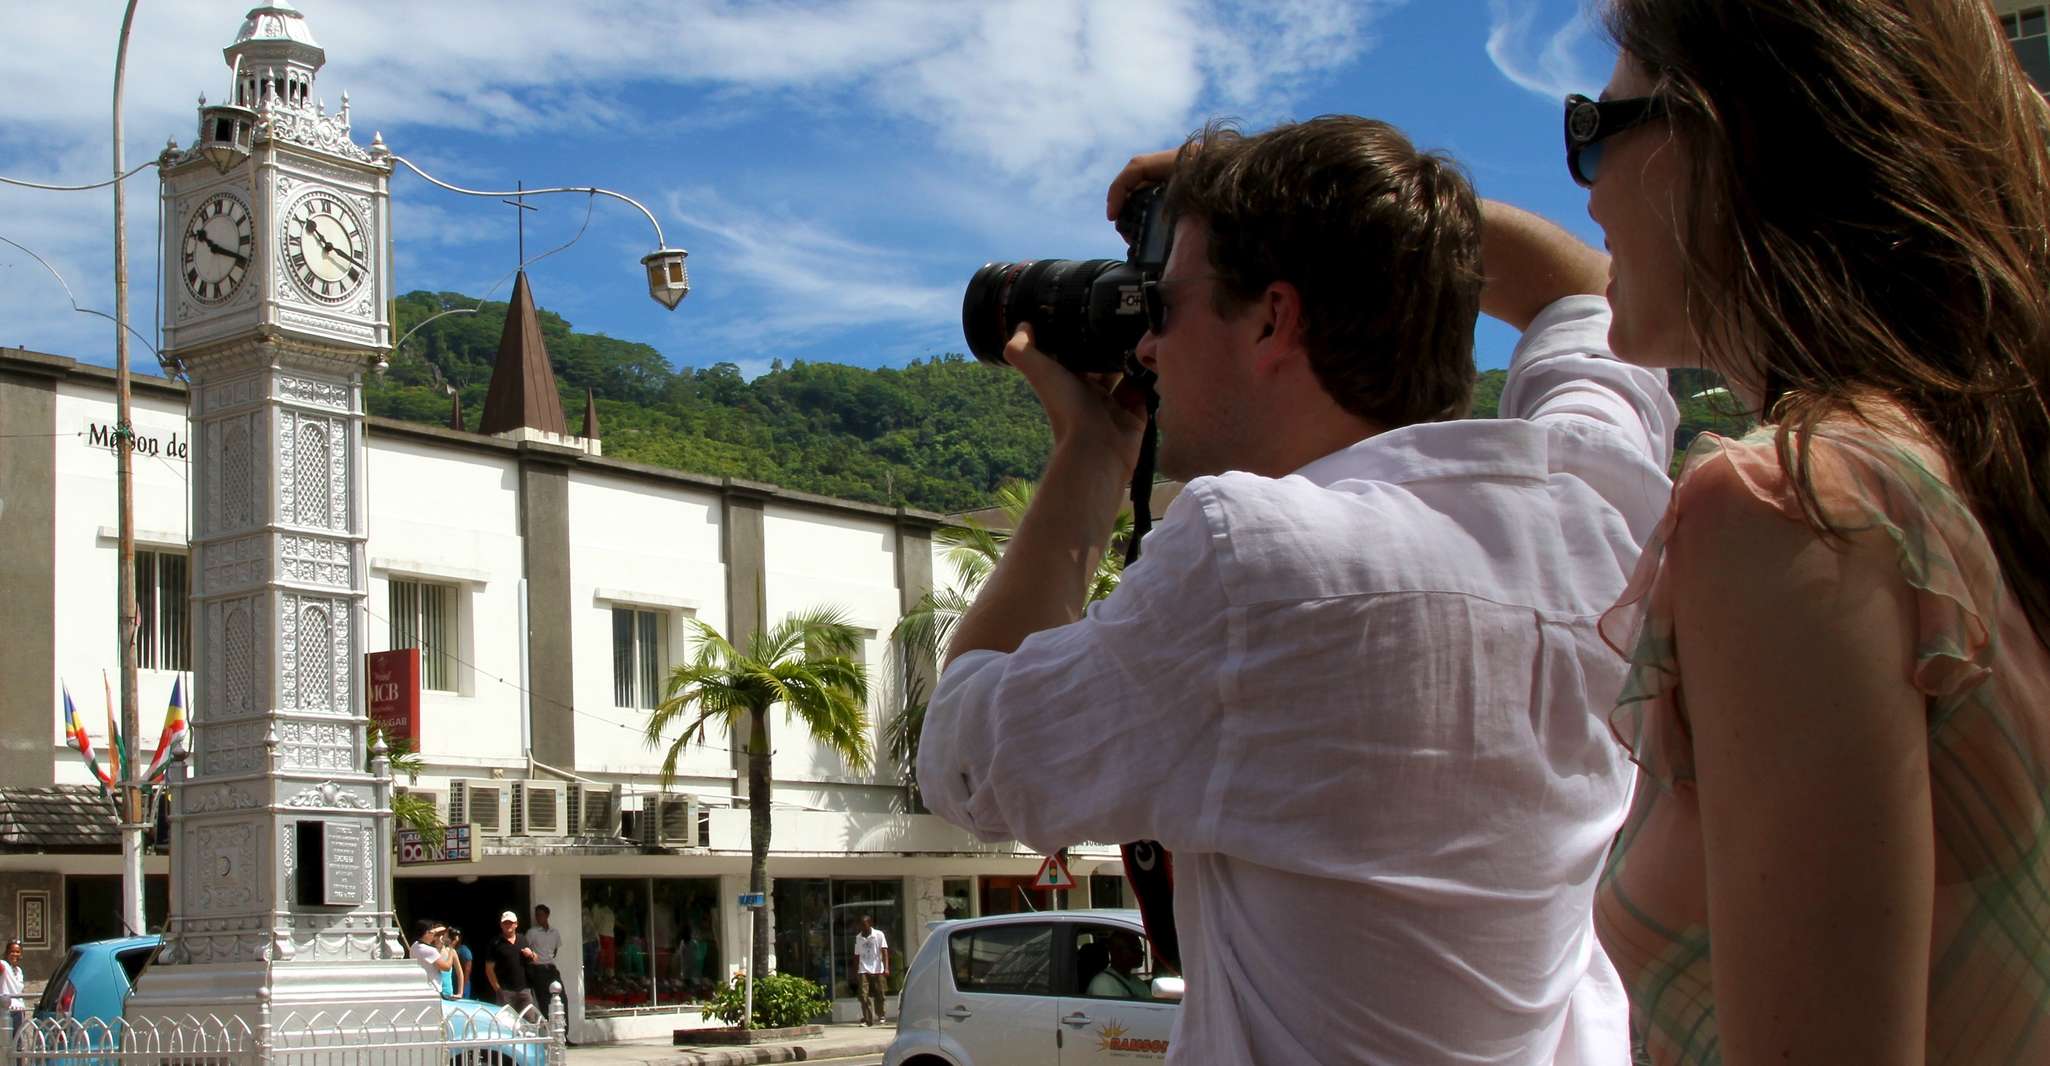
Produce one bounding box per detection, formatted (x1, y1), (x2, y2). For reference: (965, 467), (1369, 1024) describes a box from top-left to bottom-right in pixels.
(1107, 149), (1178, 221)
(1005, 324), (1147, 477)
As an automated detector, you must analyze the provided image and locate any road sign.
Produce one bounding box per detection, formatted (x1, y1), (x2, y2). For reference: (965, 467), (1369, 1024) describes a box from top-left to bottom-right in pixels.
(738, 892), (767, 909)
(1034, 852), (1076, 890)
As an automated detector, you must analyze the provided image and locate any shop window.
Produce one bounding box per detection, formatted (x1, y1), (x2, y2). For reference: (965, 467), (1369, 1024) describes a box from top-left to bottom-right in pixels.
(1089, 874), (1126, 909)
(612, 607), (666, 710)
(134, 550), (190, 671)
(582, 876), (720, 1016)
(773, 877), (907, 999)
(389, 579), (458, 691)
(943, 878), (973, 920)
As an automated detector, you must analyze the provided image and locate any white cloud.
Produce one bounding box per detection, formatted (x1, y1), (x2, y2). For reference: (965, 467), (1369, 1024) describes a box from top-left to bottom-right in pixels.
(1484, 0), (1607, 101)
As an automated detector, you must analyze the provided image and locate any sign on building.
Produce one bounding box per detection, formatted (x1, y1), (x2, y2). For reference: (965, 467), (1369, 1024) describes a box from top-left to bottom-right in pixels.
(367, 648), (421, 744)
(396, 824), (478, 866)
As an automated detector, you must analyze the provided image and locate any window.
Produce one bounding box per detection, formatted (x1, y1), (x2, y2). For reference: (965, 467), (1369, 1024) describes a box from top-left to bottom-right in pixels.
(1089, 874), (1126, 910)
(135, 550), (189, 670)
(2023, 7), (2048, 39)
(1068, 924), (1156, 1000)
(581, 876), (722, 1015)
(612, 607), (666, 710)
(949, 923), (1052, 995)
(772, 878), (907, 997)
(388, 579), (457, 691)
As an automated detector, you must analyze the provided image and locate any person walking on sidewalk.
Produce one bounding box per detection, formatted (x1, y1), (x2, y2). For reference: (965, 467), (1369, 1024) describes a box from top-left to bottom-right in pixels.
(852, 915), (890, 1027)
(525, 905), (564, 1021)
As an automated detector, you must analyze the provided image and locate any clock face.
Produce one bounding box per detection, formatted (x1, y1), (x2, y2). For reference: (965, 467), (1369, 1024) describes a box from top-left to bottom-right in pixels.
(180, 194), (253, 305)
(282, 190), (370, 304)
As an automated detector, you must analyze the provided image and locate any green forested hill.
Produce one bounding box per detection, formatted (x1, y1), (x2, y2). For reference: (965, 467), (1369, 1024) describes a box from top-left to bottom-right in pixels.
(366, 290), (1744, 513)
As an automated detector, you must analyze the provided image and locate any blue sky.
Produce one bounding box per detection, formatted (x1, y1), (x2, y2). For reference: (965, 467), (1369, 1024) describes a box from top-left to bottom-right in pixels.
(0, 0), (1617, 379)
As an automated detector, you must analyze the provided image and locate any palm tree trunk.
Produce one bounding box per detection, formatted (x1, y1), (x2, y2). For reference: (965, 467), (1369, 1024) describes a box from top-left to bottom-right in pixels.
(748, 708), (773, 1001)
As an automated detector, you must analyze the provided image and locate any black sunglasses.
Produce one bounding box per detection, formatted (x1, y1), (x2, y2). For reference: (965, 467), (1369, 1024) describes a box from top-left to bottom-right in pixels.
(1564, 93), (1667, 187)
(1140, 274), (1217, 335)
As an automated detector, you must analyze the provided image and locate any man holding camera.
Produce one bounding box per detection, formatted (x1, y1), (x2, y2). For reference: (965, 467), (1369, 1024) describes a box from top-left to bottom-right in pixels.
(918, 116), (1675, 1064)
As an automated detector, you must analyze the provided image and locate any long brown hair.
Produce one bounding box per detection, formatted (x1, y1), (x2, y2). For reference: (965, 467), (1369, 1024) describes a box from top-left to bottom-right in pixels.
(1606, 0), (2050, 645)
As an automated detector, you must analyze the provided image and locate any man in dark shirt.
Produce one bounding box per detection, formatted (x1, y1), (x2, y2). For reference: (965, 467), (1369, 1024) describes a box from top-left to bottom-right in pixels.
(483, 910), (538, 1012)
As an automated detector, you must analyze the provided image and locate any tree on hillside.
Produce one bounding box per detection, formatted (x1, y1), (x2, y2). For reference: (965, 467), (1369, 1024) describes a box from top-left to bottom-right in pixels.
(884, 480), (1130, 809)
(641, 608), (871, 999)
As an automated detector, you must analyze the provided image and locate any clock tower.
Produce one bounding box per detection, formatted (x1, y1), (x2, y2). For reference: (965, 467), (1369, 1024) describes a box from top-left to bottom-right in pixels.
(133, 0), (441, 1038)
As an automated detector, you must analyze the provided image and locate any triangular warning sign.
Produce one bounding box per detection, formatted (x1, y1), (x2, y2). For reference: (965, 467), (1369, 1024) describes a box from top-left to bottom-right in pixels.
(1034, 851), (1076, 890)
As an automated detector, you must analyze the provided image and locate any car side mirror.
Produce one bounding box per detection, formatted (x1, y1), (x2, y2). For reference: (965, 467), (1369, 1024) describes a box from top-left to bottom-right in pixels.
(1149, 976), (1185, 1002)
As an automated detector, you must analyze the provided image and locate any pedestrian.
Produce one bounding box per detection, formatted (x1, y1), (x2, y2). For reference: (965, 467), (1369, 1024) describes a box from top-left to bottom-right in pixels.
(449, 928), (473, 999)
(2, 938), (27, 1042)
(410, 920), (456, 998)
(921, 115), (1676, 1064)
(1577, 1), (2050, 1062)
(525, 905), (564, 1021)
(851, 915), (889, 1027)
(483, 910), (537, 1014)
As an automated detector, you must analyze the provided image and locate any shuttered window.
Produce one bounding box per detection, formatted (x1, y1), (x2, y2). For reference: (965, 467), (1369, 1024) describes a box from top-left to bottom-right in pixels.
(389, 579), (457, 692)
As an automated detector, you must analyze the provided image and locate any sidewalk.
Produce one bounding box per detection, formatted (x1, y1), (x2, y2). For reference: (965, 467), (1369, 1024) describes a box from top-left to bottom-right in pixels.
(565, 1023), (893, 1066)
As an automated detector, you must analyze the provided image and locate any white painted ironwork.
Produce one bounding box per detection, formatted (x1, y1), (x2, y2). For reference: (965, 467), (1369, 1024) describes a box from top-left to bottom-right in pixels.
(7, 982), (565, 1066)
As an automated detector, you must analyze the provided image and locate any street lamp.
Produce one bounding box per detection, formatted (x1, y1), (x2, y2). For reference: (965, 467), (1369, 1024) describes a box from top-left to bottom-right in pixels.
(380, 148), (690, 310)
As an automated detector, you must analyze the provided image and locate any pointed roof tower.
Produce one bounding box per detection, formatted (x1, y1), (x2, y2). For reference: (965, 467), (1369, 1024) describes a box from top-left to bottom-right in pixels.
(226, 2), (324, 108)
(581, 388), (601, 440)
(478, 271), (568, 436)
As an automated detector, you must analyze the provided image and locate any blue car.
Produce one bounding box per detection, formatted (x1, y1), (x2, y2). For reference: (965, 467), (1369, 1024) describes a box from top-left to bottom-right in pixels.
(29, 935), (547, 1066)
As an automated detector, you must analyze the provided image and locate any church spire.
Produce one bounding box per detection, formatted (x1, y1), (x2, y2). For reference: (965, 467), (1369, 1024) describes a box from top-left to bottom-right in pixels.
(581, 387), (601, 440)
(478, 271), (568, 437)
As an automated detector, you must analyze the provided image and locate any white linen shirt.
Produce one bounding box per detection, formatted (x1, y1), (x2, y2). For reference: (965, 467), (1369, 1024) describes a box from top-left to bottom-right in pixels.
(919, 296), (1676, 1066)
(526, 925), (561, 966)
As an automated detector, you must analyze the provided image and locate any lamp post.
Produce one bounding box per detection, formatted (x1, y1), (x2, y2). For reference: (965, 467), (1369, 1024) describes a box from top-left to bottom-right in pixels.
(381, 152), (691, 310)
(112, 0), (147, 941)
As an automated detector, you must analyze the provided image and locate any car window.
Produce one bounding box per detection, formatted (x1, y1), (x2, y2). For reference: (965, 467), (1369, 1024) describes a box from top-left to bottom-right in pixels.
(948, 923), (1053, 995)
(36, 950), (83, 1013)
(115, 946), (154, 986)
(1069, 925), (1154, 1000)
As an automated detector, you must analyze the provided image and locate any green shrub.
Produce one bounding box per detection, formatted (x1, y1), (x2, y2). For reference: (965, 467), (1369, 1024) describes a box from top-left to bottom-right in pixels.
(705, 972), (830, 1029)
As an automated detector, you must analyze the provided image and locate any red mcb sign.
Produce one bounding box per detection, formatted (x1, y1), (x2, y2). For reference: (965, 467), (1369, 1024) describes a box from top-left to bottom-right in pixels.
(367, 648), (421, 744)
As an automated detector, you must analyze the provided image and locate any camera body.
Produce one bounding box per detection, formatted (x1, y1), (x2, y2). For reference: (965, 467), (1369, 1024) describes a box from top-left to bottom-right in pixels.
(962, 185), (1172, 375)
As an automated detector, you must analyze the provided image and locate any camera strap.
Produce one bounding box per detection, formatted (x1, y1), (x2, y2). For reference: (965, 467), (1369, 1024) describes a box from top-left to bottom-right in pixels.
(1118, 388), (1182, 974)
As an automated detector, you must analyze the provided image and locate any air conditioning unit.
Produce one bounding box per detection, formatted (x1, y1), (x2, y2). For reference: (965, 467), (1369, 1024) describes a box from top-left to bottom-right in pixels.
(567, 783), (618, 837)
(512, 781), (568, 837)
(639, 794), (699, 848)
(450, 778), (508, 837)
(392, 786), (448, 821)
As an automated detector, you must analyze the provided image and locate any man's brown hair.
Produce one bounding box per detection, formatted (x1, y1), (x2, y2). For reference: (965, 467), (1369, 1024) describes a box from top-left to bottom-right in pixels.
(1163, 116), (1484, 427)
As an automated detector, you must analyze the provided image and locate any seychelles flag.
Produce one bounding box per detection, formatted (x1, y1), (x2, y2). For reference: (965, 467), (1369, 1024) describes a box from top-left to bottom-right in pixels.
(63, 685), (114, 793)
(143, 678), (188, 782)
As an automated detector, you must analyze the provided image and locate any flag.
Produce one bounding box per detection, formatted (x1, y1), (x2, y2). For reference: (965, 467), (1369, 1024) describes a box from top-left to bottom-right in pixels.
(63, 684), (114, 794)
(103, 670), (127, 785)
(143, 678), (188, 782)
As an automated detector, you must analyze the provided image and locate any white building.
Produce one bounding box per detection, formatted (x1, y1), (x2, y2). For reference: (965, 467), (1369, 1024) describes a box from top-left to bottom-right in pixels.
(0, 276), (1124, 1044)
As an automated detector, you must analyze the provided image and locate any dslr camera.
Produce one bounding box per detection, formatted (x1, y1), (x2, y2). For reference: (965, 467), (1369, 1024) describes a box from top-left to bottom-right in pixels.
(962, 185), (1172, 376)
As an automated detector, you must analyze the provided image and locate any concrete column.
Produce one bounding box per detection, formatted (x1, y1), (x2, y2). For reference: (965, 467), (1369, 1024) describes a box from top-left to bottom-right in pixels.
(891, 515), (939, 798)
(0, 366), (60, 787)
(517, 445), (578, 769)
(529, 869), (583, 1037)
(719, 485), (768, 789)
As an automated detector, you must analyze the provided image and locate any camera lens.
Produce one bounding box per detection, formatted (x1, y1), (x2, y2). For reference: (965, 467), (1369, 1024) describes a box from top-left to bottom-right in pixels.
(961, 258), (1144, 375)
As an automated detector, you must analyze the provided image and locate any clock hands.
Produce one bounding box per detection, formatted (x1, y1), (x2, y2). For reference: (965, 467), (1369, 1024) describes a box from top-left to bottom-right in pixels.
(200, 233), (249, 266)
(304, 219), (368, 274)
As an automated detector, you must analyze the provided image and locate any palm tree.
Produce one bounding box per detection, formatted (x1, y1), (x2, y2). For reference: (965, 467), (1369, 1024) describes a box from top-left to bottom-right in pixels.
(884, 480), (1130, 807)
(369, 729), (444, 836)
(643, 606), (872, 991)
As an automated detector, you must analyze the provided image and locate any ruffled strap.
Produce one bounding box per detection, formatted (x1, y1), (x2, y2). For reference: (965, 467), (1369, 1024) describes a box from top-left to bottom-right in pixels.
(1598, 425), (2001, 789)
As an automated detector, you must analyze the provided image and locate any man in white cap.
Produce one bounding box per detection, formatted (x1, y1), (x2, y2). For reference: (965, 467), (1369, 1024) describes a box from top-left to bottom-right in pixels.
(483, 910), (539, 1013)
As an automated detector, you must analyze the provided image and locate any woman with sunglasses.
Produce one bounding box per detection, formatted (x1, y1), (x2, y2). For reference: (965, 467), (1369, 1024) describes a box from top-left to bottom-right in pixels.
(1574, 2), (2050, 1063)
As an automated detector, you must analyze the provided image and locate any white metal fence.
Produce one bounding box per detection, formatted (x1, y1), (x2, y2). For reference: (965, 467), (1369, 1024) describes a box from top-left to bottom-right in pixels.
(5, 987), (565, 1066)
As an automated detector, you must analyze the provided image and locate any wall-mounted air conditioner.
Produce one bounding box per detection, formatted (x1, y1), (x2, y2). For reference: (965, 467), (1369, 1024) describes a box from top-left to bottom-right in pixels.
(567, 783), (618, 837)
(511, 781), (568, 837)
(392, 786), (448, 822)
(639, 794), (699, 848)
(450, 778), (508, 837)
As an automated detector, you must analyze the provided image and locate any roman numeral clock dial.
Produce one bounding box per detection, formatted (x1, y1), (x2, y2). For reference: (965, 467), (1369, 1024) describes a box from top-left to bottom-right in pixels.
(282, 190), (370, 304)
(180, 193), (253, 305)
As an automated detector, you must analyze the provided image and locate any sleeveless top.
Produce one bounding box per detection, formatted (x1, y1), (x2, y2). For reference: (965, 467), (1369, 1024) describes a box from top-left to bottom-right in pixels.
(1594, 424), (2050, 1064)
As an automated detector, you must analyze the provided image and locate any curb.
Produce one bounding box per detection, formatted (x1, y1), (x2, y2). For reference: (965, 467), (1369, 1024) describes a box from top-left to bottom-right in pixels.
(670, 1040), (893, 1065)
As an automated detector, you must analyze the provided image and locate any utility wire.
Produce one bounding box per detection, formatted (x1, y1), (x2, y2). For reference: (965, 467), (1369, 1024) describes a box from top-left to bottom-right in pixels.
(0, 160), (157, 191)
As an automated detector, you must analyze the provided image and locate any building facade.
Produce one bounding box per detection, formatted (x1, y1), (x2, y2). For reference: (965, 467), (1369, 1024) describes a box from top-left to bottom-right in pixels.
(0, 346), (1127, 1041)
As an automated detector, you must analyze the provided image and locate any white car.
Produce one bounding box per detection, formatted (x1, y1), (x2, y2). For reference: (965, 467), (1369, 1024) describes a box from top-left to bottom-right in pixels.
(883, 908), (1184, 1066)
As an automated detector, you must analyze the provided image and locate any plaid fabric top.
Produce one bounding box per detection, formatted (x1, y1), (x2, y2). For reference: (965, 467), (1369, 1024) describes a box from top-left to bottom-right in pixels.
(1594, 423), (2050, 1064)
